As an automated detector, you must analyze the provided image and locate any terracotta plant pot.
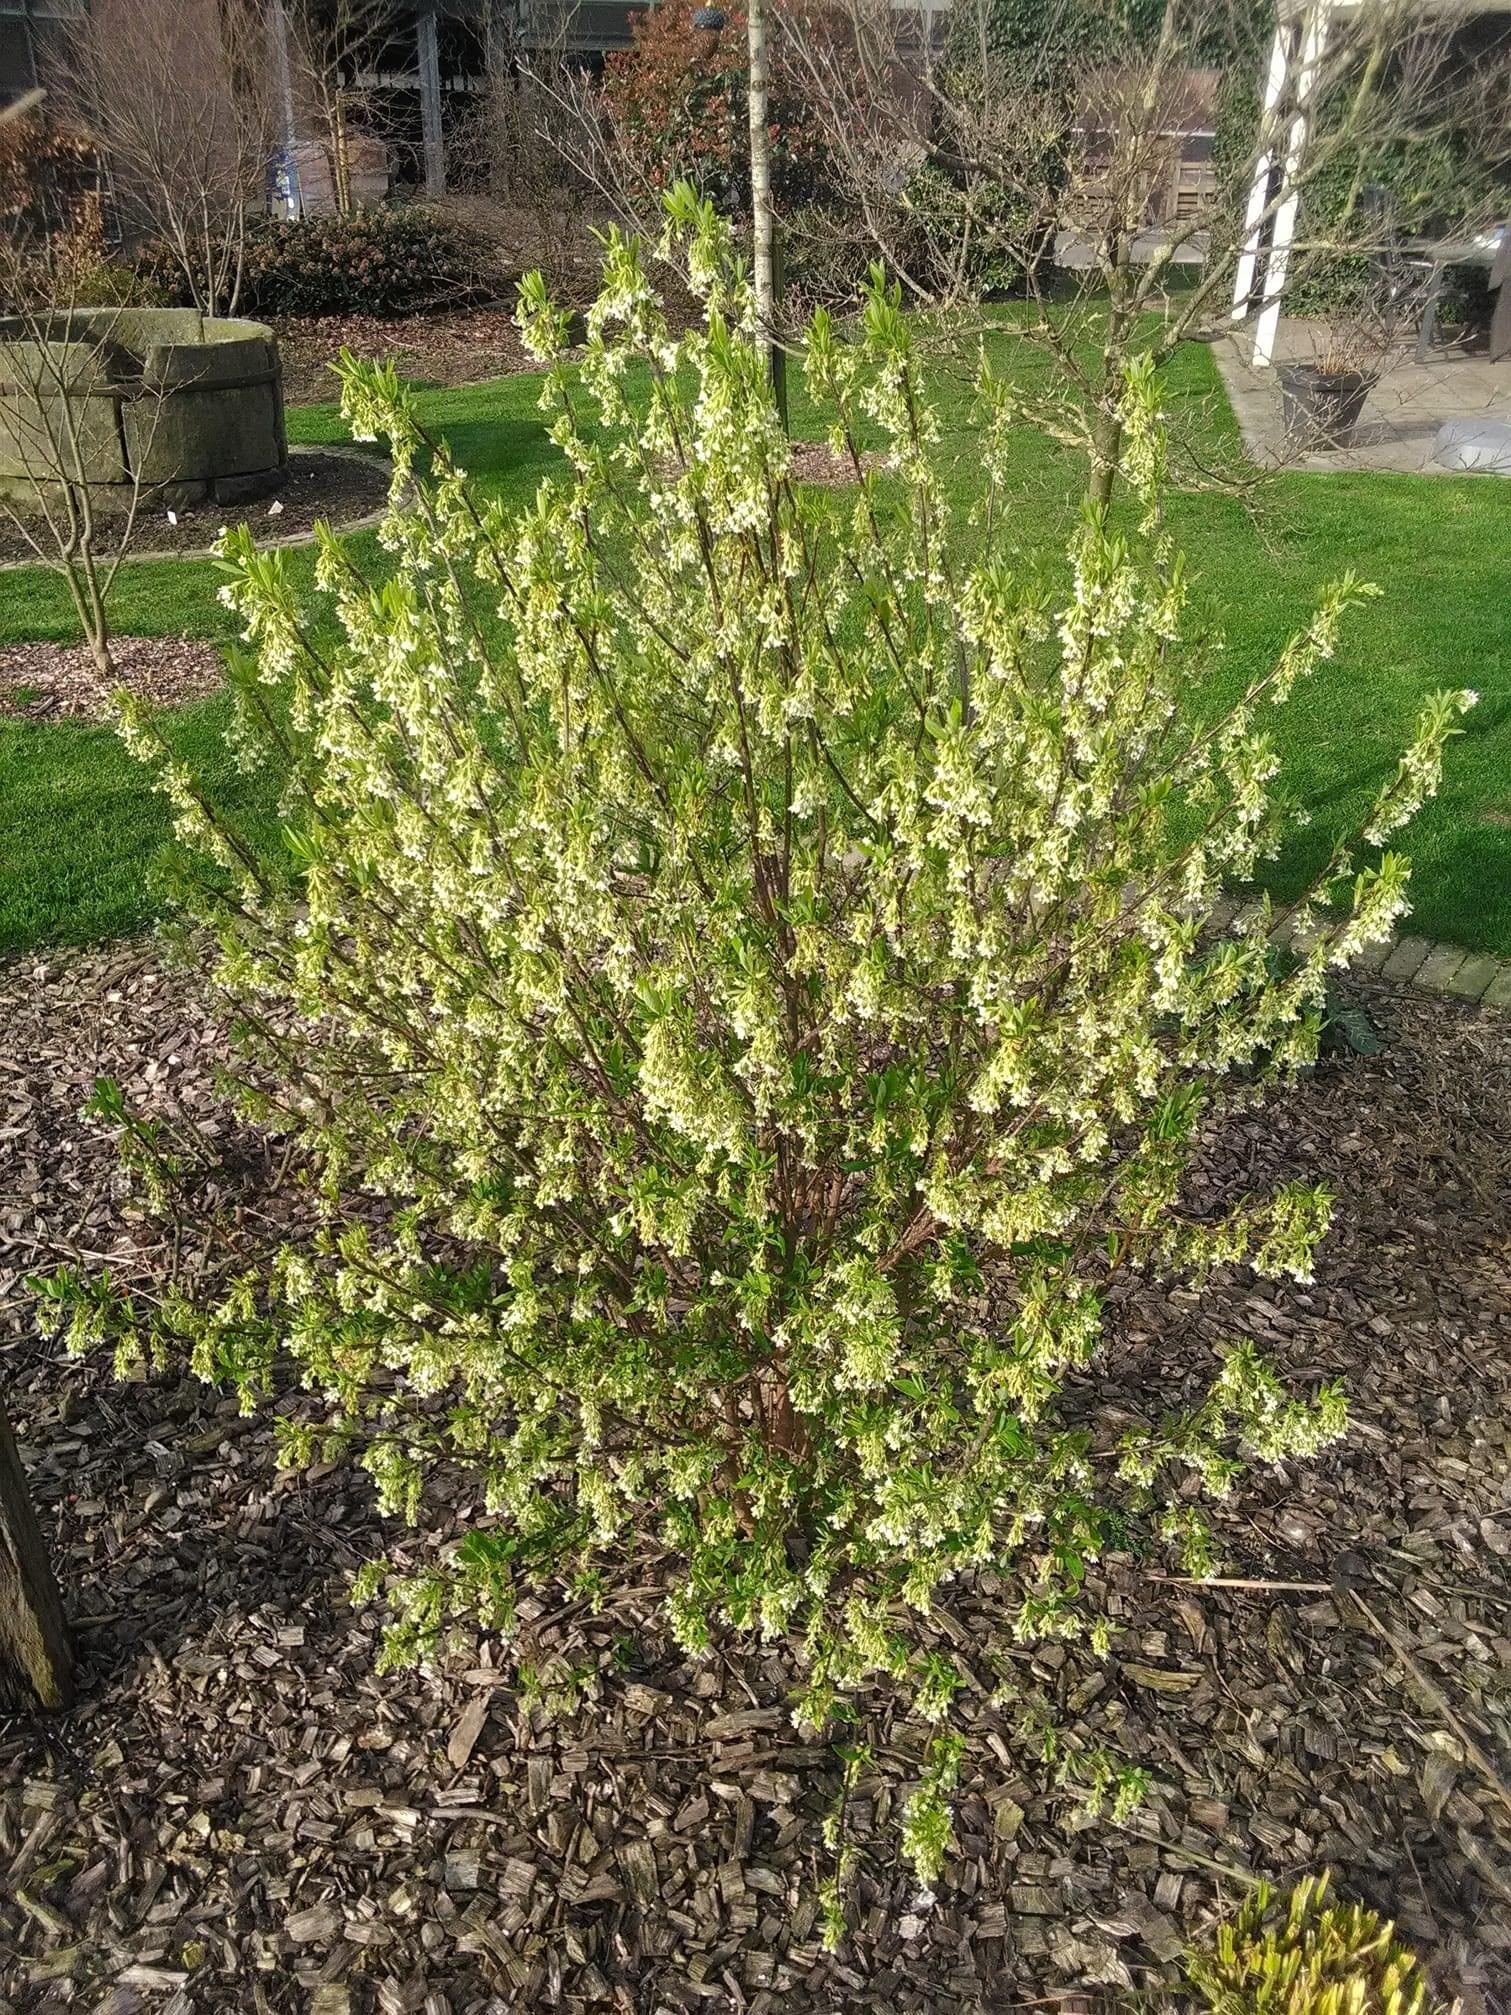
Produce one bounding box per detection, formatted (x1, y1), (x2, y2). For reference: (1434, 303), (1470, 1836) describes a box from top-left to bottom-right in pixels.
(1277, 364), (1374, 450)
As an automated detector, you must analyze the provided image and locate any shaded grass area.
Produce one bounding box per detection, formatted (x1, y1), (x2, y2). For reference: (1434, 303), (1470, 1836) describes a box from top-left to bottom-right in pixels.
(0, 383), (564, 954)
(1, 342), (1507, 956)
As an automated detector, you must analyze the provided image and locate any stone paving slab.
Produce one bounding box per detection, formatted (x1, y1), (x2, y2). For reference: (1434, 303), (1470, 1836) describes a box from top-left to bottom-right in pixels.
(1415, 944), (1467, 991)
(1380, 935), (1435, 982)
(1442, 952), (1503, 1000)
(1350, 930), (1507, 1006)
(1387, 939), (1508, 1005)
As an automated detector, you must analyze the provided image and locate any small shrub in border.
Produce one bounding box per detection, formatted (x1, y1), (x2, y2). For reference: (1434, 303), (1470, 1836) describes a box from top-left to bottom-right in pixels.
(1182, 1872), (1438, 2015)
(51, 215), (169, 308)
(90, 190), (1470, 1892)
(599, 2), (831, 213)
(242, 205), (495, 317)
(781, 202), (878, 310)
(899, 162), (1046, 300)
(0, 113), (100, 250)
(137, 205), (494, 319)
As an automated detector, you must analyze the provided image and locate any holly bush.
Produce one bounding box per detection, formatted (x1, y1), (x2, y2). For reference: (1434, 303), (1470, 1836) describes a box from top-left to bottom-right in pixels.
(107, 189), (1470, 1882)
(900, 161), (1046, 299)
(600, 2), (830, 213)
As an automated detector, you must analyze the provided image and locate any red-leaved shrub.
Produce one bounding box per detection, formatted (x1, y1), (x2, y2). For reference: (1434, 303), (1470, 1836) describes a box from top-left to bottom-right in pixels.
(600, 3), (832, 214)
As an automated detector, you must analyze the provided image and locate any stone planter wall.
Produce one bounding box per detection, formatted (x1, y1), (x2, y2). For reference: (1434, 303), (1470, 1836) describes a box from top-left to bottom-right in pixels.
(0, 308), (287, 509)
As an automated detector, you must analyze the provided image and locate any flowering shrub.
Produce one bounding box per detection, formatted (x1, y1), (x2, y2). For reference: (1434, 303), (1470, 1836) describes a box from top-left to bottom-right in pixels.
(108, 190), (1469, 1886)
(600, 2), (829, 212)
(138, 205), (493, 318)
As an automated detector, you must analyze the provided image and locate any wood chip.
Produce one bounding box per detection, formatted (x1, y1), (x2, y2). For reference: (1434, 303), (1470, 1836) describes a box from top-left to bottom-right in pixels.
(446, 1695), (490, 1772)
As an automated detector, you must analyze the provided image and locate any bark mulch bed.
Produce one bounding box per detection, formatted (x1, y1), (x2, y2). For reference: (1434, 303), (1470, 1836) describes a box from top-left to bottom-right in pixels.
(272, 283), (708, 407)
(0, 450), (390, 570)
(789, 443), (886, 487)
(0, 639), (226, 723)
(274, 310), (539, 406)
(656, 444), (886, 488)
(1, 949), (1508, 2014)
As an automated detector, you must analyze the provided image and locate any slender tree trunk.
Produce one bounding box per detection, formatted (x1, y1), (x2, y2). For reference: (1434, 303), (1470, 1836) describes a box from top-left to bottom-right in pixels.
(417, 6), (447, 198)
(0, 1405), (73, 1712)
(334, 91), (352, 215)
(746, 0), (787, 430)
(1087, 405), (1122, 511)
(270, 0), (304, 218)
(1088, 233), (1136, 511)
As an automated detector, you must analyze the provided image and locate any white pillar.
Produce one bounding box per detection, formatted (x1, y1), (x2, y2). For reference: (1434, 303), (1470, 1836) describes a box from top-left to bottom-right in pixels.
(417, 5), (446, 198)
(270, 0), (303, 219)
(1231, 21), (1290, 321)
(1253, 3), (1330, 369)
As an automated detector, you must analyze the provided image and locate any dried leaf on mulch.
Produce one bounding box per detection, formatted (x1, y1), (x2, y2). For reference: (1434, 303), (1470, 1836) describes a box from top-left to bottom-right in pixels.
(0, 637), (225, 721)
(1, 951), (1508, 2012)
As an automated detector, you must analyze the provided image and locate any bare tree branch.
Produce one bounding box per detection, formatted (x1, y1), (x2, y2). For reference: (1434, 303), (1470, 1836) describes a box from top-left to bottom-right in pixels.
(48, 0), (274, 317)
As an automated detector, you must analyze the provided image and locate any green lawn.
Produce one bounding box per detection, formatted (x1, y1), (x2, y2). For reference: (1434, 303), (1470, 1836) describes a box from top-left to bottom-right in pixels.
(1, 342), (1507, 956)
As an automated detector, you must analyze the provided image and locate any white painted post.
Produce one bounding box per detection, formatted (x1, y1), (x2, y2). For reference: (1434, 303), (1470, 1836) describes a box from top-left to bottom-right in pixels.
(270, 0), (303, 220)
(1231, 20), (1291, 322)
(417, 4), (447, 198)
(1253, 1), (1331, 369)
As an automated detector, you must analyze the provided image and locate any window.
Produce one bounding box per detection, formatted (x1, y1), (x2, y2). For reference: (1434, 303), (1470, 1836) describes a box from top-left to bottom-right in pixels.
(0, 0), (85, 104)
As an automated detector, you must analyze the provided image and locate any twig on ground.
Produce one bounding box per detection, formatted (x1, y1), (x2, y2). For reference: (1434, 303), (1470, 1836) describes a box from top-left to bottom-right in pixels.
(1159, 1842), (1265, 1889)
(1151, 1574), (1335, 1594)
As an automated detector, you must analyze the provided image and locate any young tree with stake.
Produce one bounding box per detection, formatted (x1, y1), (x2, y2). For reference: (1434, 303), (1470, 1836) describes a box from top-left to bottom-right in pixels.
(746, 0), (787, 421)
(0, 158), (165, 683)
(0, 1409), (73, 1712)
(783, 0), (1510, 505)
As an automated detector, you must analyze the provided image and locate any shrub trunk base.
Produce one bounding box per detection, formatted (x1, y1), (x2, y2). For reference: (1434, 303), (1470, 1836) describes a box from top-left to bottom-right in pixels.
(0, 1404), (73, 1712)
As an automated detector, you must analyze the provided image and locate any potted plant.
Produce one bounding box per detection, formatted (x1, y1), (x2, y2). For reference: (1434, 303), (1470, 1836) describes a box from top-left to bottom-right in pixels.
(1277, 317), (1381, 450)
(1277, 289), (1403, 450)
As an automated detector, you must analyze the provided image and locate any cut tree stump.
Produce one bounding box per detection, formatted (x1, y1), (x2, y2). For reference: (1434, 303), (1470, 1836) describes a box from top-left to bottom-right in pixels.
(0, 1401), (73, 1710)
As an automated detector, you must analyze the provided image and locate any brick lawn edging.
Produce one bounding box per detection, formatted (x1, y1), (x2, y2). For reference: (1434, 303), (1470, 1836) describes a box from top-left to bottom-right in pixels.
(1208, 898), (1511, 1012)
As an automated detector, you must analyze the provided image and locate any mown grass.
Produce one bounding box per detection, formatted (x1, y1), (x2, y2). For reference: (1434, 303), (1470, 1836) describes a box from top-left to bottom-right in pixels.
(1, 336), (1506, 956)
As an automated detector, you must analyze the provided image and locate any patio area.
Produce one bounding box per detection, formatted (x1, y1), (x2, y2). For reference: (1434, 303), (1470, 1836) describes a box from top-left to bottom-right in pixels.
(1214, 318), (1511, 474)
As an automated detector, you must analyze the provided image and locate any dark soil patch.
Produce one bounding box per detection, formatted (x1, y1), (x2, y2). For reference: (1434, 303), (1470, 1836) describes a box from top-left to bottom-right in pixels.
(0, 951), (1508, 2011)
(0, 449), (389, 567)
(0, 636), (225, 721)
(274, 307), (539, 404)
